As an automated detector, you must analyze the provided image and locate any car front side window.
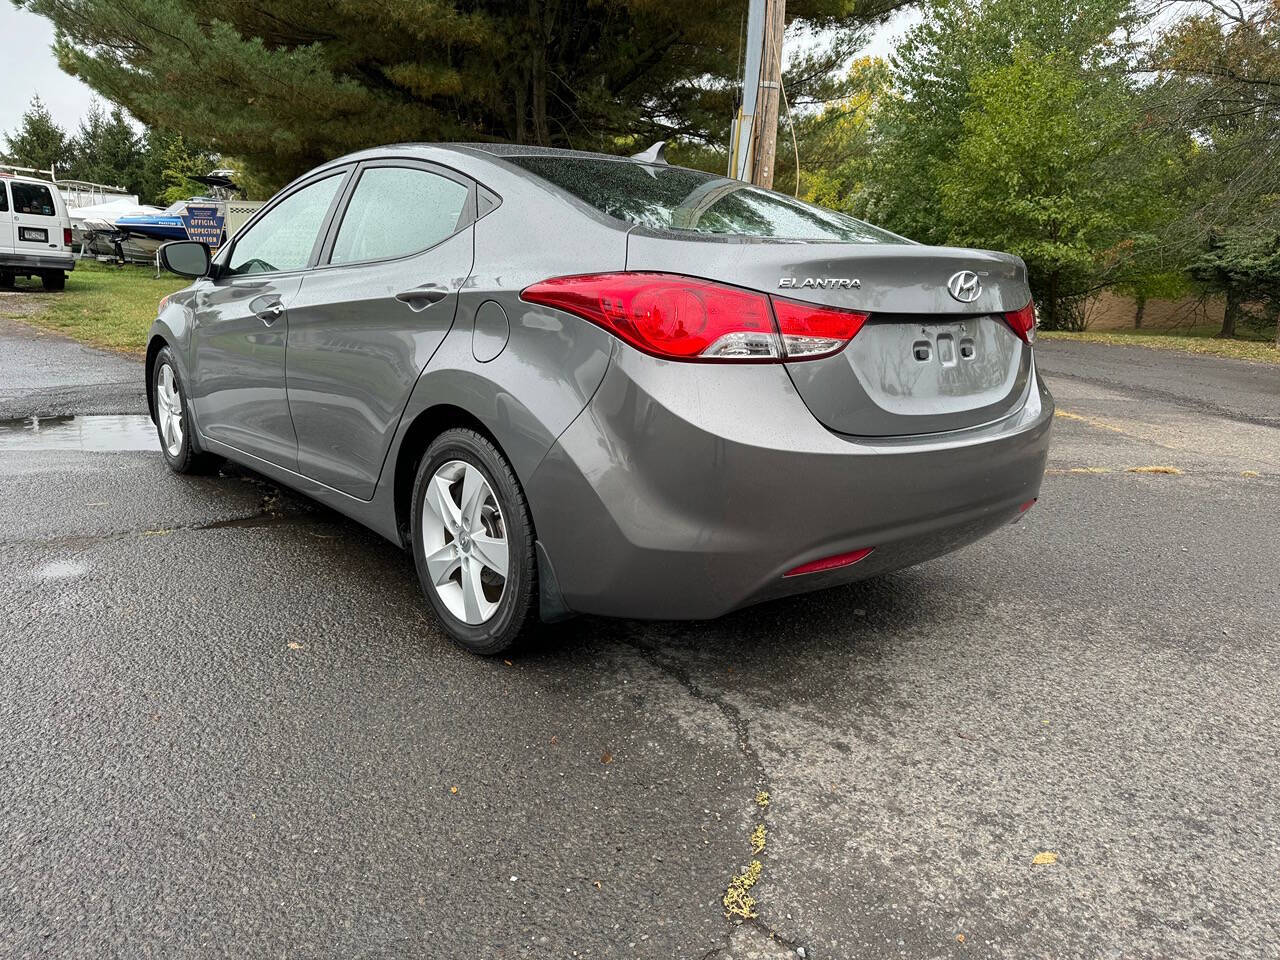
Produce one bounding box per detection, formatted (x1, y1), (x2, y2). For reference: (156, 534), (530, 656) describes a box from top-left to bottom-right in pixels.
(226, 173), (344, 277)
(329, 166), (470, 266)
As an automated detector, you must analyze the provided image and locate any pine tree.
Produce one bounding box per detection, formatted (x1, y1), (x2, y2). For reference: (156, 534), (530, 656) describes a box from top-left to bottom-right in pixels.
(18, 0), (909, 189)
(3, 95), (72, 172)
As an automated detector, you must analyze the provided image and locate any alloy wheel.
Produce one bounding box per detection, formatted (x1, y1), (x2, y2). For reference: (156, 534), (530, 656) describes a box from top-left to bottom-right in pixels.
(420, 459), (509, 625)
(156, 363), (185, 457)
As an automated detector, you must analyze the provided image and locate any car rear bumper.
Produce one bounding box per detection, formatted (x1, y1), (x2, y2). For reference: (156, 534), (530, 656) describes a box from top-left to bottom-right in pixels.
(527, 347), (1053, 621)
(0, 253), (75, 272)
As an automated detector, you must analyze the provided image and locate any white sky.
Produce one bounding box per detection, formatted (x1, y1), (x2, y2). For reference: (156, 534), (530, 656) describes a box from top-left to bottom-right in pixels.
(0, 5), (101, 138)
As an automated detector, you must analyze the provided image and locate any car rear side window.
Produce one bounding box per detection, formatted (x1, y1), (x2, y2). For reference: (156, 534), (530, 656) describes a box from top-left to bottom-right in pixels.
(11, 182), (55, 217)
(0, 183), (8, 212)
(506, 155), (902, 244)
(330, 167), (470, 265)
(227, 173), (344, 276)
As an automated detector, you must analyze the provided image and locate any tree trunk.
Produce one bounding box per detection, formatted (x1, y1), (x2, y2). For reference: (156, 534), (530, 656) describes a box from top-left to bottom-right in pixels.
(1134, 293), (1145, 329)
(1045, 272), (1060, 330)
(527, 0), (551, 146)
(1218, 286), (1240, 339)
(1271, 303), (1280, 348)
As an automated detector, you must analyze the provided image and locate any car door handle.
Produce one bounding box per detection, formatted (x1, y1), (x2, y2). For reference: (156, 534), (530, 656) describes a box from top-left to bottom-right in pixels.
(252, 299), (285, 325)
(396, 284), (449, 311)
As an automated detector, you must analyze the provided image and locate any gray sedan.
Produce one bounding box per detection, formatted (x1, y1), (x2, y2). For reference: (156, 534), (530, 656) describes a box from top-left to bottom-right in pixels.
(148, 144), (1052, 654)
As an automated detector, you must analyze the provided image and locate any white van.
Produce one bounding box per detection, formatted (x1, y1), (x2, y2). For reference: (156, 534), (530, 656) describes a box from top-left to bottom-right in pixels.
(0, 173), (75, 290)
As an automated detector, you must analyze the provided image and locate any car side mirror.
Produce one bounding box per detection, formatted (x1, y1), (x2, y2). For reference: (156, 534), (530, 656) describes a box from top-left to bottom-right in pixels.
(158, 240), (211, 279)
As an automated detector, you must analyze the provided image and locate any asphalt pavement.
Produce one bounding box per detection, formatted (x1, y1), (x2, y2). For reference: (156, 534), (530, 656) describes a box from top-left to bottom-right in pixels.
(2, 318), (1278, 959)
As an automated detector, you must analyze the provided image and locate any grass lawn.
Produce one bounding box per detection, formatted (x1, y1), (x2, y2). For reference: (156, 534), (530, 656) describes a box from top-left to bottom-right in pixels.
(0, 259), (187, 355)
(1040, 327), (1280, 365)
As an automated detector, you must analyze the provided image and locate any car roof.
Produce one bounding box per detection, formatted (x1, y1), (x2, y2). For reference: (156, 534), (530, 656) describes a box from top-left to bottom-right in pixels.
(0, 173), (64, 188)
(327, 142), (650, 169)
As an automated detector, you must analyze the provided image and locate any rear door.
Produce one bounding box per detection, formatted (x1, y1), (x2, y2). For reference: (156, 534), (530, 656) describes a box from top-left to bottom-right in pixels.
(285, 160), (476, 499)
(190, 169), (349, 469)
(0, 180), (12, 257)
(9, 180), (61, 260)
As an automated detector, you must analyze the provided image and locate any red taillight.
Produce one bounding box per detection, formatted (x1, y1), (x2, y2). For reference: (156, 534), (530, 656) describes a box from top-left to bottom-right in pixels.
(1004, 300), (1036, 344)
(63, 227), (73, 246)
(1019, 498), (1037, 512)
(520, 272), (868, 362)
(772, 296), (869, 359)
(783, 547), (875, 577)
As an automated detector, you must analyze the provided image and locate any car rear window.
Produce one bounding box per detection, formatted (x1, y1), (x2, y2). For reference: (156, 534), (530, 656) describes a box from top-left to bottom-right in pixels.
(506, 155), (901, 243)
(11, 182), (56, 217)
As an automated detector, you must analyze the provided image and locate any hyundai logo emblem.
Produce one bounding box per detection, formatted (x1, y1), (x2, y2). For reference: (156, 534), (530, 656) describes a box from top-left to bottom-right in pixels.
(947, 271), (982, 303)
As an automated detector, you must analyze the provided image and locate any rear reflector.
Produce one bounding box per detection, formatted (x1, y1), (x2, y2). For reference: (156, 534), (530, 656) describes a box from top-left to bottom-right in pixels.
(1004, 301), (1037, 344)
(783, 546), (875, 577)
(521, 272), (868, 363)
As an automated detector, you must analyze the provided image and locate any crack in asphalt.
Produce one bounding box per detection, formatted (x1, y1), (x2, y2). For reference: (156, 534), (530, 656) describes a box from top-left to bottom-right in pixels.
(0, 498), (300, 550)
(617, 634), (809, 958)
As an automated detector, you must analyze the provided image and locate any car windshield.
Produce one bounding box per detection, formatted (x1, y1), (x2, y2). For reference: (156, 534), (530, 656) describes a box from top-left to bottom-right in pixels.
(506, 155), (903, 244)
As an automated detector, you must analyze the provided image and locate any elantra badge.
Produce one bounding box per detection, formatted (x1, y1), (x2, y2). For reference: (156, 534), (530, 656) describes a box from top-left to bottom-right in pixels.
(778, 277), (861, 290)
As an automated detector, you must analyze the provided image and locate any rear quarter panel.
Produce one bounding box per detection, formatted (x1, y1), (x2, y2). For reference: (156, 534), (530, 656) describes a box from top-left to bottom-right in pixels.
(383, 154), (627, 531)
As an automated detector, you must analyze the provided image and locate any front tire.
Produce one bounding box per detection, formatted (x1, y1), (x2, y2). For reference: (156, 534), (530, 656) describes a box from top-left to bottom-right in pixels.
(410, 428), (538, 656)
(152, 346), (219, 474)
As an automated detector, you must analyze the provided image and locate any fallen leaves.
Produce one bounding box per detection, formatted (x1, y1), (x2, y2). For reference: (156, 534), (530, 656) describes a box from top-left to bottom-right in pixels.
(750, 824), (766, 855)
(1242, 470), (1261, 478)
(723, 859), (763, 919)
(755, 790), (770, 808)
(600, 751), (613, 764)
(1032, 851), (1059, 866)
(1126, 465), (1183, 475)
(287, 641), (303, 650)
(449, 785), (459, 795)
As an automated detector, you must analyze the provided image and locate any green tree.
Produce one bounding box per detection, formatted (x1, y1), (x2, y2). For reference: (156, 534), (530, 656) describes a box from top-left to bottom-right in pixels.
(1145, 1), (1279, 337)
(772, 57), (890, 206)
(66, 100), (146, 191)
(938, 48), (1174, 328)
(845, 0), (1182, 327)
(1189, 230), (1280, 339)
(152, 133), (220, 206)
(3, 95), (72, 172)
(21, 0), (909, 189)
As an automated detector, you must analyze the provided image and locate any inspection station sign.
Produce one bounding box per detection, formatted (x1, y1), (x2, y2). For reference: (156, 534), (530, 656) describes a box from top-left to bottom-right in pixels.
(181, 204), (226, 249)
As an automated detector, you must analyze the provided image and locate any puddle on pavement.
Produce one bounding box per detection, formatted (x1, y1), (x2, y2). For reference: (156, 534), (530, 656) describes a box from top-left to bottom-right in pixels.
(0, 415), (159, 452)
(32, 559), (89, 582)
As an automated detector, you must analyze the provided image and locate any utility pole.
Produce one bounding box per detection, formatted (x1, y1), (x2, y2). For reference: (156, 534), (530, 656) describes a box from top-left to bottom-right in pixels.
(728, 0), (786, 187)
(750, 0), (785, 189)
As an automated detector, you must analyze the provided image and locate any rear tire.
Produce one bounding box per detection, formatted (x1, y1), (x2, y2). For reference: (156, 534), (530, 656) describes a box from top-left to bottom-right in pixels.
(42, 271), (66, 291)
(0, 271), (13, 288)
(152, 346), (220, 474)
(410, 428), (538, 656)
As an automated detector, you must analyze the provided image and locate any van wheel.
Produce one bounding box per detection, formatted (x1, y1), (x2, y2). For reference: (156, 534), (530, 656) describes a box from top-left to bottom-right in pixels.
(42, 271), (66, 291)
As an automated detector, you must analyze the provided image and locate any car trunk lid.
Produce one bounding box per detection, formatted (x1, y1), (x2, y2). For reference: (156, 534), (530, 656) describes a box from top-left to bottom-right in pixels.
(625, 233), (1033, 437)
